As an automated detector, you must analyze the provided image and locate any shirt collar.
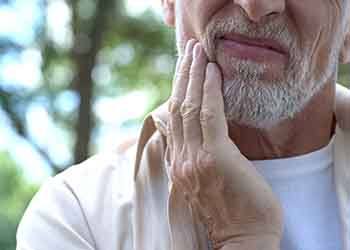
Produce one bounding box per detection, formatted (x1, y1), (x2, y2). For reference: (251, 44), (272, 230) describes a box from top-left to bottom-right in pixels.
(133, 101), (170, 180)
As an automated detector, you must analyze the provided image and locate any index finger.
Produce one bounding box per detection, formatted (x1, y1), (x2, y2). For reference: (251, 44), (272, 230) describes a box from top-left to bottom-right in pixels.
(200, 63), (228, 145)
(169, 39), (197, 150)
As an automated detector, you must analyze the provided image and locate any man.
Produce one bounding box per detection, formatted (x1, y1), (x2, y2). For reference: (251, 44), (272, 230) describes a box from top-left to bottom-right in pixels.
(17, 0), (350, 250)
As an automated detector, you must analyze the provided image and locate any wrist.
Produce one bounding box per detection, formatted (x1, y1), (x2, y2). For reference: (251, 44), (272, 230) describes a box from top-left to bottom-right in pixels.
(206, 190), (284, 249)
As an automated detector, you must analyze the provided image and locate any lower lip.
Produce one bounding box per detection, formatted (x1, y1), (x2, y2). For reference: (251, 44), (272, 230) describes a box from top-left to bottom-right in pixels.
(218, 39), (287, 64)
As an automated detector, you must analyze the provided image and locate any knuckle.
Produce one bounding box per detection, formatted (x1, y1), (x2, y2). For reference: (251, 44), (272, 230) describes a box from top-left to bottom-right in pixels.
(182, 160), (195, 179)
(175, 68), (190, 80)
(200, 108), (216, 124)
(189, 69), (202, 82)
(169, 98), (182, 115)
(166, 122), (171, 136)
(170, 168), (180, 185)
(197, 151), (216, 170)
(171, 159), (195, 180)
(183, 50), (193, 62)
(180, 101), (201, 120)
(170, 161), (182, 180)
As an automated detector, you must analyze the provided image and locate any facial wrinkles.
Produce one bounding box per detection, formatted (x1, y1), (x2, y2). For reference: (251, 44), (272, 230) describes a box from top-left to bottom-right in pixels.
(325, 0), (343, 45)
(335, 0), (350, 31)
(309, 0), (344, 84)
(200, 12), (341, 128)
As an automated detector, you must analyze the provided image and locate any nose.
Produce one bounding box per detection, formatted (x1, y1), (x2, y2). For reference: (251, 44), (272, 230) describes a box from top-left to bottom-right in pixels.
(233, 0), (285, 22)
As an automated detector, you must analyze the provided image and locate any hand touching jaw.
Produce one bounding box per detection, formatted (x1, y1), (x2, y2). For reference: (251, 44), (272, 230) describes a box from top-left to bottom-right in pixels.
(167, 40), (283, 250)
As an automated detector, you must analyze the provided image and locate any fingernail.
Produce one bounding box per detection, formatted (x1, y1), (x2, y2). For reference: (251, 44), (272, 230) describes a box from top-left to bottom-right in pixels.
(193, 43), (202, 58)
(207, 63), (216, 74)
(206, 63), (222, 87)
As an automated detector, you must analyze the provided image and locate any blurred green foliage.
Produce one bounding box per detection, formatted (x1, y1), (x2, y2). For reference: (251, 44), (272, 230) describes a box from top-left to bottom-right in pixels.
(0, 2), (176, 171)
(0, 152), (38, 250)
(339, 64), (350, 87)
(0, 1), (175, 249)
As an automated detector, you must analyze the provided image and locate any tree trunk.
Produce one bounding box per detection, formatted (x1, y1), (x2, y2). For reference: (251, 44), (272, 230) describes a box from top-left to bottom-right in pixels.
(70, 0), (114, 164)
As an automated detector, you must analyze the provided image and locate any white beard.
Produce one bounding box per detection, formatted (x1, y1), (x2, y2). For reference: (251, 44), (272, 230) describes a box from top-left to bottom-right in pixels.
(202, 15), (341, 129)
(222, 46), (339, 129)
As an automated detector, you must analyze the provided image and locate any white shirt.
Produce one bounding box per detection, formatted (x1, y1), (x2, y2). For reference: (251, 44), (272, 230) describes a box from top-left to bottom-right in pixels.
(16, 107), (350, 250)
(253, 139), (342, 250)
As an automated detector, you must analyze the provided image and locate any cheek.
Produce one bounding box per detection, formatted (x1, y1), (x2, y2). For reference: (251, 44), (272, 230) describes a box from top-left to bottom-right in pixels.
(288, 1), (327, 49)
(193, 0), (227, 32)
(289, 0), (341, 76)
(176, 0), (227, 50)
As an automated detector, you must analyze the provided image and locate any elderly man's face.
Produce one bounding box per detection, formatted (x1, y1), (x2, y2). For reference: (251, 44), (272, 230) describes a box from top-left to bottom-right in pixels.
(162, 0), (350, 128)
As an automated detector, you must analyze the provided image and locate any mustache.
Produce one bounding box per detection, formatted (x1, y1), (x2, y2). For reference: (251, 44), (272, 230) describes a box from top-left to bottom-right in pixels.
(203, 15), (297, 60)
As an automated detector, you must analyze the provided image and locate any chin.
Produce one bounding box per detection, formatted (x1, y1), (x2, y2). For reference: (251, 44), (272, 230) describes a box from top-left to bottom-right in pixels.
(220, 62), (311, 130)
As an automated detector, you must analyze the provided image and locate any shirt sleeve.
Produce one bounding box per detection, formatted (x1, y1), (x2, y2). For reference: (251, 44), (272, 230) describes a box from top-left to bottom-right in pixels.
(16, 177), (96, 250)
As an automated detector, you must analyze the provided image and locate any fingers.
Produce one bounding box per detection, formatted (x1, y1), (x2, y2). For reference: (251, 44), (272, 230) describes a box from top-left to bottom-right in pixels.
(181, 44), (208, 154)
(169, 39), (196, 152)
(335, 83), (350, 130)
(201, 63), (227, 146)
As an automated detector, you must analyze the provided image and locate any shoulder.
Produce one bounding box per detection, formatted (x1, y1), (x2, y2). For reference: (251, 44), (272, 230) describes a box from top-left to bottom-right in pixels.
(57, 148), (135, 202)
(17, 148), (136, 250)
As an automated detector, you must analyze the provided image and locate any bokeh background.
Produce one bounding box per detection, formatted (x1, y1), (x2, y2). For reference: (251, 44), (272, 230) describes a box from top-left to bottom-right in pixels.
(0, 1), (348, 249)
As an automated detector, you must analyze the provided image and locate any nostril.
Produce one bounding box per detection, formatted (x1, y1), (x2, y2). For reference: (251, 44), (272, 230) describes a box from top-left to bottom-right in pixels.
(267, 11), (280, 17)
(234, 0), (285, 23)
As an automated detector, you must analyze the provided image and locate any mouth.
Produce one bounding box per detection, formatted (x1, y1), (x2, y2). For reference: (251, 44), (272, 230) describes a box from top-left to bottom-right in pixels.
(218, 33), (288, 63)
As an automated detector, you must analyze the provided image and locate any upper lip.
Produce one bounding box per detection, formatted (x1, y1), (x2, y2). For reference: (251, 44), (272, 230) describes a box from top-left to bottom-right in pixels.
(220, 33), (288, 55)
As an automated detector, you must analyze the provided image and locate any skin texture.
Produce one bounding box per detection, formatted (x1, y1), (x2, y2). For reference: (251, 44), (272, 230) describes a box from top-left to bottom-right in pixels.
(163, 0), (350, 159)
(167, 40), (283, 250)
(161, 0), (350, 249)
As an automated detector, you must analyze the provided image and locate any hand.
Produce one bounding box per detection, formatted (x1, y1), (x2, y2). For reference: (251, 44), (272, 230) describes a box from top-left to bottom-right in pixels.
(167, 40), (283, 250)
